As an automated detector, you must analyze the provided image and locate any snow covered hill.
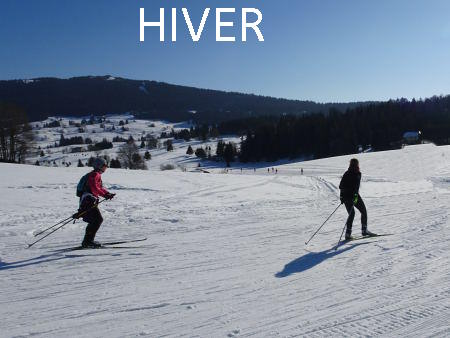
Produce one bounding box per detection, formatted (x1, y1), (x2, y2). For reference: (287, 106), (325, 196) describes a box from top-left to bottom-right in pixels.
(29, 115), (239, 172)
(2, 143), (450, 337)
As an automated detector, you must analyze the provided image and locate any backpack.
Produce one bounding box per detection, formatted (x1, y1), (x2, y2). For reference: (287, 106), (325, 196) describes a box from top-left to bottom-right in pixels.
(76, 172), (91, 197)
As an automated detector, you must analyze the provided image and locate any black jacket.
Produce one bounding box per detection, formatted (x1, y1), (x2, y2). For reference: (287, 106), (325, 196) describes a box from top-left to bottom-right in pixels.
(339, 170), (361, 200)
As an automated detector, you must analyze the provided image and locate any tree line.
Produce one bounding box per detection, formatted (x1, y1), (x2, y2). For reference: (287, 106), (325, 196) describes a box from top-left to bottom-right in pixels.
(0, 76), (364, 123)
(4, 94), (450, 166)
(220, 95), (450, 162)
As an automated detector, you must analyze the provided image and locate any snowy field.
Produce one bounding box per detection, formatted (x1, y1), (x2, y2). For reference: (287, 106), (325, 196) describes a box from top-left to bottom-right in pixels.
(29, 115), (239, 172)
(2, 143), (450, 337)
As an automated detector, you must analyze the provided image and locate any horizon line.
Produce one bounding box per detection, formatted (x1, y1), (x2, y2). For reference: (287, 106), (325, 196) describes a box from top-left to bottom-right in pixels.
(1, 74), (448, 105)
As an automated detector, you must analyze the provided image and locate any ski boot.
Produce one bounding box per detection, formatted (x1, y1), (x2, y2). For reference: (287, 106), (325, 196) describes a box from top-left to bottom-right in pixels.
(362, 226), (377, 237)
(82, 240), (102, 248)
(345, 229), (353, 241)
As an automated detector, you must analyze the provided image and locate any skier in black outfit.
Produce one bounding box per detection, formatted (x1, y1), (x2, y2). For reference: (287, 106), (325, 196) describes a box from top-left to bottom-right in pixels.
(339, 158), (375, 240)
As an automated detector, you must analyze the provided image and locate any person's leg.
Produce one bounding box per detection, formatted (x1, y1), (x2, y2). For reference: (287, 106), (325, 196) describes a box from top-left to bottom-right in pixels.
(354, 196), (368, 235)
(82, 208), (103, 246)
(344, 200), (355, 238)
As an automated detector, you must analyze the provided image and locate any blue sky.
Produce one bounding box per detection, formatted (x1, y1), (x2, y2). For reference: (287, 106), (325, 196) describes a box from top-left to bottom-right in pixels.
(1, 0), (450, 102)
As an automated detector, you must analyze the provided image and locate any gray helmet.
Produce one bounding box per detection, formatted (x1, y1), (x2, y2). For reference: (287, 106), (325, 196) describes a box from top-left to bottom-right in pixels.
(93, 157), (107, 170)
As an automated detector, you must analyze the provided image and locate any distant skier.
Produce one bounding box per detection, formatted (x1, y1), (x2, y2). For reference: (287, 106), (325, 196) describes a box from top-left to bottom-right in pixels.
(78, 158), (115, 248)
(339, 158), (375, 240)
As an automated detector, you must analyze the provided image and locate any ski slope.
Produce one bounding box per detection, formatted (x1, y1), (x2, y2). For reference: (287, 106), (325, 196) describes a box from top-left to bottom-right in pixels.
(2, 143), (450, 337)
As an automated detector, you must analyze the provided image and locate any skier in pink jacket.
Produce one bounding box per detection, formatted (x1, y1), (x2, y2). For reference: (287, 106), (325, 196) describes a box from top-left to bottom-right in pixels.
(79, 158), (115, 248)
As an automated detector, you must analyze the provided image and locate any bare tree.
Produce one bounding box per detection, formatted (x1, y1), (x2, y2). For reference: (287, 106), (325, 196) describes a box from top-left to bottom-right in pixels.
(145, 134), (158, 149)
(0, 102), (34, 163)
(117, 141), (147, 170)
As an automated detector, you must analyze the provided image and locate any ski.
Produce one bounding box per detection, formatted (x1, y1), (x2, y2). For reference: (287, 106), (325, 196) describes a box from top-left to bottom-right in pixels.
(334, 234), (393, 250)
(61, 245), (145, 251)
(101, 237), (147, 246)
(345, 233), (393, 242)
(51, 238), (147, 252)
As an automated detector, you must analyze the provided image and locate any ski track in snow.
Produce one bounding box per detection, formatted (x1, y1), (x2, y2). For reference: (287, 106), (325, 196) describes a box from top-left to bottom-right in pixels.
(2, 143), (450, 337)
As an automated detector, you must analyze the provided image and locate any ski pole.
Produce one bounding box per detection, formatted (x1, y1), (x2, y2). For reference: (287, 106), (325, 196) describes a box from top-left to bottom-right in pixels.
(305, 202), (342, 245)
(28, 199), (106, 248)
(334, 221), (348, 251)
(33, 199), (106, 237)
(34, 215), (75, 237)
(27, 218), (75, 248)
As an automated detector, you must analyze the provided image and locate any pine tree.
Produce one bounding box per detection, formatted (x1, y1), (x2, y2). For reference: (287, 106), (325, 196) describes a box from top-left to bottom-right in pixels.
(224, 142), (236, 167)
(195, 147), (207, 158)
(110, 158), (121, 168)
(166, 139), (174, 152)
(216, 140), (225, 157)
(186, 145), (194, 155)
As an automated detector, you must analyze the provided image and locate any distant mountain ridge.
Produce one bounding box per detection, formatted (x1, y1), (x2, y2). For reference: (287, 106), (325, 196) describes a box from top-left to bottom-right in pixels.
(0, 76), (368, 122)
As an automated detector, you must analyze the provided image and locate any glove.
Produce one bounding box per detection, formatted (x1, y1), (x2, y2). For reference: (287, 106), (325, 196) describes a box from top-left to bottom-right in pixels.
(353, 194), (358, 205)
(105, 192), (116, 200)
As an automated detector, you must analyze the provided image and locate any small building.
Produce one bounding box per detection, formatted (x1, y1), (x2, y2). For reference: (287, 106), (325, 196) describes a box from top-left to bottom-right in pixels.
(403, 131), (422, 145)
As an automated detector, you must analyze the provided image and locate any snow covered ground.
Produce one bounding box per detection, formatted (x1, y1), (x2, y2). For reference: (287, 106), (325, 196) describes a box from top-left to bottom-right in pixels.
(2, 143), (450, 337)
(29, 115), (239, 172)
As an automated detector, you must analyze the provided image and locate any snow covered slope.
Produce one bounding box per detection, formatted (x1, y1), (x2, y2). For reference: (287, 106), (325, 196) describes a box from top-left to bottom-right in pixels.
(29, 115), (239, 172)
(2, 143), (450, 337)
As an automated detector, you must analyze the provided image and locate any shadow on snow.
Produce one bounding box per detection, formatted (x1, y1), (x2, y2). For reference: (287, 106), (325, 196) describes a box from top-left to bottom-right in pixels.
(275, 242), (370, 278)
(0, 249), (119, 271)
(0, 254), (77, 271)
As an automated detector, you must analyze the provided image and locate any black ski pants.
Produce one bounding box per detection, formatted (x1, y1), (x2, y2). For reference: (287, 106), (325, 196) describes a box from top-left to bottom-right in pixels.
(82, 206), (103, 242)
(344, 194), (367, 233)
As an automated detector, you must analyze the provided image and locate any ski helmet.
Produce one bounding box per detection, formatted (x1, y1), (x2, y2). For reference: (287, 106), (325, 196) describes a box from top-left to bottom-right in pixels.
(93, 157), (107, 170)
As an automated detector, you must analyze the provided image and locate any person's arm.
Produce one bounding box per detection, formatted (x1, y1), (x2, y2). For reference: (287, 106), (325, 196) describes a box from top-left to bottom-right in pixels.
(339, 172), (349, 203)
(353, 173), (361, 195)
(348, 173), (361, 204)
(339, 172), (348, 190)
(89, 172), (109, 197)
